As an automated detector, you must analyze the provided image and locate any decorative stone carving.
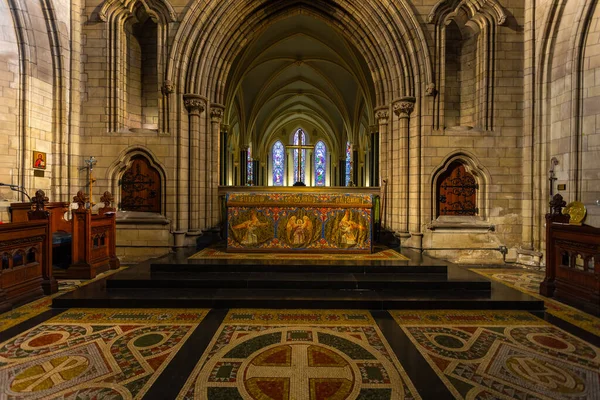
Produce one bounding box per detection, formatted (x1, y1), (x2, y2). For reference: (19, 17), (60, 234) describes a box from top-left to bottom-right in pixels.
(393, 97), (416, 118)
(368, 125), (378, 134)
(161, 80), (174, 95)
(183, 94), (206, 115)
(425, 83), (437, 96)
(375, 110), (389, 125)
(549, 194), (566, 216)
(73, 191), (89, 210)
(210, 107), (224, 122)
(221, 124), (230, 134)
(31, 190), (49, 211)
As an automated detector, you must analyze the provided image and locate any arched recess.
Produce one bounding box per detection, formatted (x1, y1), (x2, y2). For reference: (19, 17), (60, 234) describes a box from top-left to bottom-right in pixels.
(428, 0), (508, 131)
(106, 147), (168, 215)
(430, 152), (490, 221)
(100, 0), (176, 133)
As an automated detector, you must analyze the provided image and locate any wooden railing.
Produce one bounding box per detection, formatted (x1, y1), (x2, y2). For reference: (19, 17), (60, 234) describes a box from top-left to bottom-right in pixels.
(0, 216), (57, 312)
(540, 194), (600, 315)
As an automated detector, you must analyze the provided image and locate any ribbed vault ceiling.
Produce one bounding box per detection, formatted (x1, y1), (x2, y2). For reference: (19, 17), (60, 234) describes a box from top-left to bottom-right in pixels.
(225, 14), (375, 159)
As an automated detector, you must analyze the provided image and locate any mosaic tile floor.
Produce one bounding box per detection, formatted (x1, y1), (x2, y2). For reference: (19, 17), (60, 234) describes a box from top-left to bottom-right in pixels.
(0, 267), (127, 334)
(178, 310), (420, 400)
(471, 268), (600, 335)
(391, 310), (600, 400)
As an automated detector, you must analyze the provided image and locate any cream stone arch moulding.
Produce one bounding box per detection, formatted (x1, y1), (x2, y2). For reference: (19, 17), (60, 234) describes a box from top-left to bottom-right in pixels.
(429, 151), (491, 223)
(105, 146), (168, 215)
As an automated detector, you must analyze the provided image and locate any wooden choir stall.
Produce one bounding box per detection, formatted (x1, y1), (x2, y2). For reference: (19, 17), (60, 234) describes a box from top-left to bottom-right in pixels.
(540, 194), (600, 315)
(0, 191), (57, 312)
(10, 190), (120, 280)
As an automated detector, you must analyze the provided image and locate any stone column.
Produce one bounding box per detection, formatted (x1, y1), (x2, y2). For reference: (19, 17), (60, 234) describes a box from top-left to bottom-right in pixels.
(375, 109), (389, 227)
(368, 125), (379, 187)
(240, 145), (249, 185)
(220, 124), (229, 186)
(210, 105), (224, 228)
(183, 94), (206, 233)
(393, 97), (416, 235)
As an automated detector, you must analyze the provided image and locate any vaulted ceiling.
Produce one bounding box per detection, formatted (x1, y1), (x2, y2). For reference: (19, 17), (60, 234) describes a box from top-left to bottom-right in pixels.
(224, 14), (376, 160)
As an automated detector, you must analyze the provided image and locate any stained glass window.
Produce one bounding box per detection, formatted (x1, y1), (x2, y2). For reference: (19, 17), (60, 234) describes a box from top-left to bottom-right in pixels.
(345, 141), (352, 186)
(293, 129), (306, 183)
(272, 141), (284, 186)
(247, 145), (253, 185)
(315, 141), (326, 186)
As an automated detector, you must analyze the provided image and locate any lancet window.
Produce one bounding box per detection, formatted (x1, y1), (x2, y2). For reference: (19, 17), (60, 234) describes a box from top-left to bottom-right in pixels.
(345, 142), (352, 186)
(247, 145), (253, 185)
(293, 129), (306, 183)
(272, 141), (285, 186)
(314, 141), (326, 186)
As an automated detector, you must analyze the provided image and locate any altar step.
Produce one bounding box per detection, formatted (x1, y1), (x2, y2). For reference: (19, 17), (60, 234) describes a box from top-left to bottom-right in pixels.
(52, 248), (545, 311)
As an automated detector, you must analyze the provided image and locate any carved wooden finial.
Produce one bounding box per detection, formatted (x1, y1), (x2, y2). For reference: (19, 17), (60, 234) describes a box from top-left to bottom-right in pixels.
(73, 191), (89, 210)
(549, 193), (566, 215)
(31, 190), (49, 211)
(100, 191), (114, 208)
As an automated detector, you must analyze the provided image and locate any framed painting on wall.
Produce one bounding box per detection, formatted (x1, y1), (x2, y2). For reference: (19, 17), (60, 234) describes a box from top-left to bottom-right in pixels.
(33, 151), (46, 169)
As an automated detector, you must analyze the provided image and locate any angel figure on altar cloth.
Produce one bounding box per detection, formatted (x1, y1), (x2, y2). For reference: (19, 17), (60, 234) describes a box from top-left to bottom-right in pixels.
(232, 210), (269, 245)
(338, 209), (367, 246)
(286, 215), (313, 247)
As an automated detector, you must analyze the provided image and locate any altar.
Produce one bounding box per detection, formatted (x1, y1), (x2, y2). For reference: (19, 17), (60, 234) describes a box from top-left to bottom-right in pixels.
(220, 187), (378, 253)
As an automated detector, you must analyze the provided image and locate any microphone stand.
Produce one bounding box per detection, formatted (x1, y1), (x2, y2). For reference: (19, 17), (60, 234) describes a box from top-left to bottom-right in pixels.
(0, 183), (31, 202)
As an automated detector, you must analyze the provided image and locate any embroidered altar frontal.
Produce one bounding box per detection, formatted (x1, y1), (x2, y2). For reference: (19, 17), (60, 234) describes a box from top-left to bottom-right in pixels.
(226, 192), (373, 253)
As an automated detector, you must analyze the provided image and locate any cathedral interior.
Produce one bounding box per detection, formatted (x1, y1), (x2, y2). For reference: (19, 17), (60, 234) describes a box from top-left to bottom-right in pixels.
(0, 0), (599, 398)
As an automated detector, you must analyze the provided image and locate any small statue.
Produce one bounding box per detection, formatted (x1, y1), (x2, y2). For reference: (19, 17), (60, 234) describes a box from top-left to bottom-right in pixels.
(549, 194), (566, 216)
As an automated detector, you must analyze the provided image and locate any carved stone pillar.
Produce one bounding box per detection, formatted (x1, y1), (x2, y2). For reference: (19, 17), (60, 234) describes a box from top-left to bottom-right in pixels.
(220, 124), (230, 186)
(393, 96), (415, 234)
(375, 108), (389, 227)
(183, 94), (206, 233)
(368, 125), (379, 187)
(240, 145), (249, 185)
(210, 105), (224, 228)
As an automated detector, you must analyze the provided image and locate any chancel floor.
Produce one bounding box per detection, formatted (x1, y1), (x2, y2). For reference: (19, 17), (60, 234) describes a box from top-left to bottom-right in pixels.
(0, 253), (599, 399)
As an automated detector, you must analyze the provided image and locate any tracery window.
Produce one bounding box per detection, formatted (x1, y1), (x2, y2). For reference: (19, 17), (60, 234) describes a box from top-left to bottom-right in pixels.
(314, 141), (327, 186)
(272, 141), (285, 186)
(247, 145), (253, 185)
(436, 161), (478, 216)
(345, 142), (352, 186)
(293, 129), (306, 183)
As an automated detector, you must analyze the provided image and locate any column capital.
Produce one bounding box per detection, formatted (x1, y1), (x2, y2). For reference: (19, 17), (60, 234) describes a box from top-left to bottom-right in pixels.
(240, 145), (249, 152)
(210, 103), (225, 122)
(368, 125), (378, 134)
(393, 96), (416, 118)
(183, 94), (207, 115)
(221, 124), (230, 134)
(374, 107), (389, 125)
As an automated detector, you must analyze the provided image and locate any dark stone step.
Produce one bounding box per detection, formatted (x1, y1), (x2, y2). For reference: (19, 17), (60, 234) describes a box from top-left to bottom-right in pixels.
(52, 285), (543, 311)
(106, 272), (489, 291)
(150, 263), (448, 274)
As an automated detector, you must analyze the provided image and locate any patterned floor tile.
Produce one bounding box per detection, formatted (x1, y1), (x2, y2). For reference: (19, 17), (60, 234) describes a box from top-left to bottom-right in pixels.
(0, 267), (128, 333)
(471, 268), (600, 335)
(178, 309), (420, 399)
(190, 247), (409, 261)
(391, 310), (600, 400)
(0, 308), (208, 399)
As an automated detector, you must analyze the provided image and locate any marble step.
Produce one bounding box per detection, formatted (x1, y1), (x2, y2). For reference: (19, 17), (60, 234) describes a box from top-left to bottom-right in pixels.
(150, 263), (448, 274)
(106, 271), (489, 291)
(52, 284), (543, 311)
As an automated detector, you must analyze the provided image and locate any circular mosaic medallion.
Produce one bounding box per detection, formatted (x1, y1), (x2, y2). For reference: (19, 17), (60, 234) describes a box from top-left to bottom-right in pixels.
(196, 327), (410, 400)
(243, 344), (355, 400)
(22, 331), (70, 350)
